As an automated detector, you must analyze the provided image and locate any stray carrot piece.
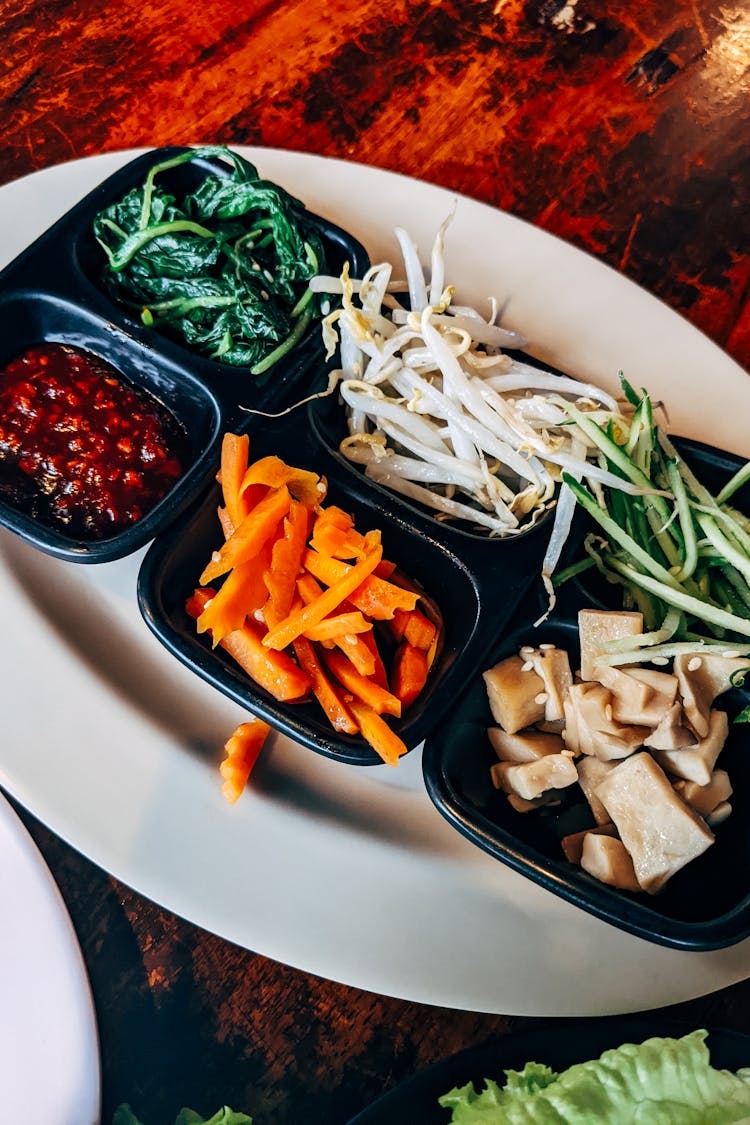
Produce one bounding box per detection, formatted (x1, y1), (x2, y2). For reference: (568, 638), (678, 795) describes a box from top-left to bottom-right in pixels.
(263, 500), (310, 624)
(404, 609), (437, 651)
(220, 718), (271, 803)
(219, 433), (251, 530)
(302, 548), (418, 620)
(241, 455), (325, 508)
(196, 550), (271, 645)
(292, 636), (359, 734)
(200, 484), (291, 585)
(346, 697), (407, 767)
(303, 611), (372, 643)
(186, 588), (311, 701)
(392, 641), (429, 708)
(323, 648), (402, 717)
(262, 542), (384, 651)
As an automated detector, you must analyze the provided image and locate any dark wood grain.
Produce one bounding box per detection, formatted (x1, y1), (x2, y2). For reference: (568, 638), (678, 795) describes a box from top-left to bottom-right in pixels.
(3, 1), (750, 1121)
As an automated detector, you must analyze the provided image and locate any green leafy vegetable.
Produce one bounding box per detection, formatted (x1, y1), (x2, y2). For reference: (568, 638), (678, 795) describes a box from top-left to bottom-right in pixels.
(439, 1030), (750, 1123)
(94, 146), (327, 372)
(113, 1105), (252, 1125)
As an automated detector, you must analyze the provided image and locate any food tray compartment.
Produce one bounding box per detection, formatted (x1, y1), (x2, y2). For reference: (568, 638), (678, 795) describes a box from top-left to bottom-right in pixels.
(137, 398), (552, 765)
(0, 289), (222, 562)
(0, 146), (369, 562)
(422, 438), (750, 949)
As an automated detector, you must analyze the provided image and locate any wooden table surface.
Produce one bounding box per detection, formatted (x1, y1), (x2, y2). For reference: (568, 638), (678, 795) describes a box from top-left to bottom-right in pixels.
(3, 1), (750, 1121)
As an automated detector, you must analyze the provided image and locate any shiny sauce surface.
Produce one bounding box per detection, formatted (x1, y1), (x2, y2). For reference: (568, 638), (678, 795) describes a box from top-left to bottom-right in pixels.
(0, 343), (189, 539)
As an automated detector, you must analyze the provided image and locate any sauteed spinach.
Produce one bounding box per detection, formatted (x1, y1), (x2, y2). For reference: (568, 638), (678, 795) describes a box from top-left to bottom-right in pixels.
(94, 146), (326, 372)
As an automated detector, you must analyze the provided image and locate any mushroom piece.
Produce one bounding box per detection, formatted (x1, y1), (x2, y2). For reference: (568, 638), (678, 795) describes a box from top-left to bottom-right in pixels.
(653, 709), (729, 786)
(529, 646), (573, 723)
(578, 608), (643, 681)
(483, 655), (546, 735)
(644, 701), (695, 751)
(594, 751), (714, 894)
(597, 665), (677, 727)
(487, 726), (566, 763)
(568, 682), (649, 761)
(674, 653), (750, 739)
(580, 833), (641, 893)
(706, 801), (733, 828)
(561, 822), (618, 864)
(490, 753), (578, 801)
(576, 756), (619, 825)
(673, 769), (733, 818)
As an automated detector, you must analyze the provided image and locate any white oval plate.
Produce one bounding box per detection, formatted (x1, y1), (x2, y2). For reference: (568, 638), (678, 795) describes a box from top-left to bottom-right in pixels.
(2, 148), (750, 1018)
(0, 791), (100, 1123)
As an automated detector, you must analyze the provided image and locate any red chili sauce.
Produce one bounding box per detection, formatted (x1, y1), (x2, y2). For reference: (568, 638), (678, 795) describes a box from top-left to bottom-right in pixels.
(0, 343), (189, 539)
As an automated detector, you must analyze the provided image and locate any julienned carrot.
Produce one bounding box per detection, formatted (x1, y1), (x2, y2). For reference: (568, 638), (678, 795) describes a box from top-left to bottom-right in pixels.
(323, 649), (402, 717)
(262, 539), (384, 651)
(310, 505), (368, 560)
(263, 499), (310, 625)
(292, 636), (359, 734)
(302, 549), (418, 619)
(303, 611), (372, 642)
(219, 432), (251, 531)
(200, 484), (291, 585)
(187, 587), (311, 701)
(346, 697), (407, 767)
(359, 628), (388, 689)
(295, 573), (376, 674)
(196, 548), (271, 645)
(404, 608), (437, 650)
(241, 454), (325, 508)
(392, 641), (429, 707)
(219, 718), (271, 803)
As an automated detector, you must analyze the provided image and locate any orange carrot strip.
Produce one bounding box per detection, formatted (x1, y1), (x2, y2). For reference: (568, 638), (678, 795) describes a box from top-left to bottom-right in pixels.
(186, 588), (310, 701)
(218, 506), (235, 541)
(219, 718), (271, 803)
(219, 432), (251, 530)
(323, 649), (402, 717)
(303, 549), (418, 620)
(346, 697), (407, 767)
(303, 611), (372, 642)
(292, 636), (359, 735)
(241, 455), (325, 507)
(375, 559), (397, 579)
(404, 609), (437, 651)
(262, 541), (383, 651)
(296, 573), (377, 675)
(263, 500), (310, 624)
(359, 629), (388, 689)
(196, 549), (271, 645)
(391, 641), (429, 708)
(200, 484), (291, 585)
(310, 506), (368, 560)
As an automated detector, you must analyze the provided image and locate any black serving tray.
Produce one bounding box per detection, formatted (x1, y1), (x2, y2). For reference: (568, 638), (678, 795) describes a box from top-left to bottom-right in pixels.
(423, 436), (750, 950)
(137, 387), (553, 765)
(0, 146), (369, 562)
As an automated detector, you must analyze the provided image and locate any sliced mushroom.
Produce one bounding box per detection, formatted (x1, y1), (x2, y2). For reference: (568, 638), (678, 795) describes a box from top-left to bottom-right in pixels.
(578, 608), (643, 680)
(597, 665), (677, 727)
(490, 753), (578, 801)
(580, 833), (641, 893)
(568, 681), (649, 761)
(576, 756), (619, 825)
(529, 646), (573, 722)
(644, 701), (695, 751)
(673, 769), (733, 818)
(706, 801), (733, 828)
(594, 751), (714, 894)
(507, 790), (566, 813)
(487, 726), (565, 763)
(483, 655), (546, 735)
(653, 709), (729, 786)
(674, 653), (750, 739)
(561, 822), (618, 864)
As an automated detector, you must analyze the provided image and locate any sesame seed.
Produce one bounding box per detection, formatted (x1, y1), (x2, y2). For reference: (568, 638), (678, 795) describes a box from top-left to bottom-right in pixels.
(539, 643), (555, 651)
(687, 656), (703, 672)
(521, 660), (534, 672)
(534, 692), (549, 705)
(652, 656), (669, 666)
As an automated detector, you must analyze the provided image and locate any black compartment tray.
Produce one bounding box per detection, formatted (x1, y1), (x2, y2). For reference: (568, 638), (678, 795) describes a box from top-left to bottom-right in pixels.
(137, 393), (552, 765)
(0, 146), (369, 563)
(423, 436), (750, 950)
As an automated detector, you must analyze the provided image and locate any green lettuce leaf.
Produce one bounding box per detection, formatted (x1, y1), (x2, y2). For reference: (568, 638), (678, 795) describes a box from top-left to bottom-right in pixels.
(439, 1031), (750, 1123)
(113, 1105), (252, 1125)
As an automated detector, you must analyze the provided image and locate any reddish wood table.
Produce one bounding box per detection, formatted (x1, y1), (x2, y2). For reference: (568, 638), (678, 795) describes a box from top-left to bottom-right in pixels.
(3, 1), (750, 1121)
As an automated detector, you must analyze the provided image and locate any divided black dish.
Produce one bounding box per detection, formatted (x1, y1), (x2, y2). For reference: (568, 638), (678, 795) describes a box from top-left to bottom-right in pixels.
(0, 146), (368, 562)
(422, 436), (750, 950)
(138, 390), (552, 765)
